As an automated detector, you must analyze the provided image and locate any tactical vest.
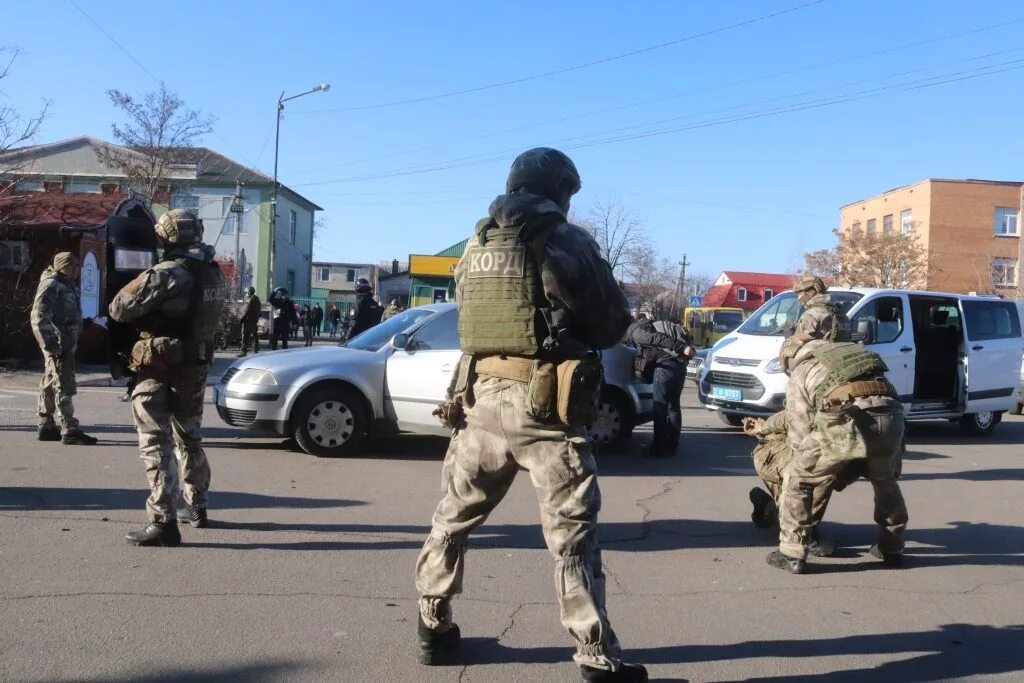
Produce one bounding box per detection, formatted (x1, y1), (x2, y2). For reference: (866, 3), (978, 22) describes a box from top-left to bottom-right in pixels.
(806, 302), (852, 342)
(458, 220), (556, 356)
(136, 258), (226, 364)
(808, 342), (889, 407)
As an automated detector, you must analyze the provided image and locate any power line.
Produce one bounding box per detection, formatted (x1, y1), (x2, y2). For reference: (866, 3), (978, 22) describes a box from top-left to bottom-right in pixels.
(287, 16), (1024, 177)
(296, 0), (828, 113)
(289, 56), (1024, 187)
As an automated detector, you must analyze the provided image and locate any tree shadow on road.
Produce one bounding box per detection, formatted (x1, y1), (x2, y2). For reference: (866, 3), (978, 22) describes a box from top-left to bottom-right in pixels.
(0, 486), (365, 512)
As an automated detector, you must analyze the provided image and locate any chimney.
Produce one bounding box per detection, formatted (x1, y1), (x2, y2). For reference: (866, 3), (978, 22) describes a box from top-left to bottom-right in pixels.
(392, 258), (399, 275)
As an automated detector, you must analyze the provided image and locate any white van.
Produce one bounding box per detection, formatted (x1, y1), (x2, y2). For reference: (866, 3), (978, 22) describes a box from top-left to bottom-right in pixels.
(697, 288), (1024, 436)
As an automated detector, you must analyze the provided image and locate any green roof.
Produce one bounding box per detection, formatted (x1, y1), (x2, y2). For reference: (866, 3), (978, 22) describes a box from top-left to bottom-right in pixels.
(436, 238), (468, 258)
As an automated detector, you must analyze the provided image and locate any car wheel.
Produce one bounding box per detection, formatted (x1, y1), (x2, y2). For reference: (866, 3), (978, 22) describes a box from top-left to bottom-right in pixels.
(959, 411), (1000, 436)
(292, 386), (367, 457)
(719, 412), (744, 428)
(1012, 402), (1023, 416)
(587, 391), (633, 449)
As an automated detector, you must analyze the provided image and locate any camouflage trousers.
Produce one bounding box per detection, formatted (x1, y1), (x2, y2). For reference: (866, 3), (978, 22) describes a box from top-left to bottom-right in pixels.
(131, 365), (212, 523)
(778, 402), (908, 560)
(37, 352), (79, 433)
(752, 438), (833, 526)
(416, 377), (623, 671)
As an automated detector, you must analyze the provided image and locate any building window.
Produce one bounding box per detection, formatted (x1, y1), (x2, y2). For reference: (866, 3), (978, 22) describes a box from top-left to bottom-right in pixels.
(850, 220), (861, 236)
(221, 197), (235, 235)
(900, 209), (913, 235)
(994, 207), (1019, 236)
(0, 241), (29, 271)
(172, 194), (200, 210)
(883, 214), (893, 234)
(736, 287), (748, 302)
(289, 210), (297, 244)
(866, 218), (877, 235)
(13, 180), (44, 192)
(992, 258), (1017, 287)
(65, 180), (101, 194)
(316, 266), (330, 282)
(286, 269), (296, 294)
(346, 268), (356, 283)
(763, 289), (774, 301)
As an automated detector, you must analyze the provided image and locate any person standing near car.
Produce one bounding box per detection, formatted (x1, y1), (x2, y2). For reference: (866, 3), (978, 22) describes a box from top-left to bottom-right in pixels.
(415, 148), (647, 682)
(108, 209), (226, 546)
(328, 304), (341, 339)
(302, 305), (315, 347)
(238, 286), (261, 357)
(312, 303), (324, 337)
(268, 287), (297, 350)
(348, 278), (382, 339)
(626, 313), (694, 457)
(792, 276), (851, 343)
(30, 251), (98, 445)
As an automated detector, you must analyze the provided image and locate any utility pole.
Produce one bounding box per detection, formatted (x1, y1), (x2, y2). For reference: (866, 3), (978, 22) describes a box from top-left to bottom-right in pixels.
(674, 254), (691, 318)
(231, 181), (245, 298)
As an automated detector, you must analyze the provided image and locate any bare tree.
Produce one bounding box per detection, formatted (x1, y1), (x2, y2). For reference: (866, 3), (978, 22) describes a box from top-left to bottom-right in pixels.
(575, 197), (645, 276)
(621, 241), (676, 318)
(0, 49), (49, 190)
(804, 228), (928, 289)
(99, 83), (215, 205)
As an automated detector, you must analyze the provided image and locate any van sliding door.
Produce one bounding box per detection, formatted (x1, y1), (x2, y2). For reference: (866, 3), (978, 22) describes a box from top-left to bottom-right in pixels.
(961, 299), (1024, 415)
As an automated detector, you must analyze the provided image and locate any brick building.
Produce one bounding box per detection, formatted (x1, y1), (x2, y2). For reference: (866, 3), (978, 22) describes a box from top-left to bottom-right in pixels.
(840, 179), (1023, 294)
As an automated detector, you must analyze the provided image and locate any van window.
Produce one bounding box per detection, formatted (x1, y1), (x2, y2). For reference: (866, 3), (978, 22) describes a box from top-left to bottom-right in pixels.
(851, 296), (904, 344)
(962, 300), (1022, 341)
(737, 291), (862, 336)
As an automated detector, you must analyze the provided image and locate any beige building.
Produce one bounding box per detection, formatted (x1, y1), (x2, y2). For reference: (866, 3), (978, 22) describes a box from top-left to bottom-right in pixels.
(840, 179), (1022, 294)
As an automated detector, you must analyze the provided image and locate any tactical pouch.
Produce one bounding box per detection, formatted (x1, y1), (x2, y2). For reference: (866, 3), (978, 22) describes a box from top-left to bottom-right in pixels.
(814, 407), (867, 462)
(556, 357), (604, 427)
(128, 337), (183, 372)
(525, 360), (558, 423)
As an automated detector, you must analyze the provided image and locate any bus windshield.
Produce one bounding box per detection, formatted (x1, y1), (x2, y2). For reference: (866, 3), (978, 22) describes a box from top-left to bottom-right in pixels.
(712, 310), (744, 333)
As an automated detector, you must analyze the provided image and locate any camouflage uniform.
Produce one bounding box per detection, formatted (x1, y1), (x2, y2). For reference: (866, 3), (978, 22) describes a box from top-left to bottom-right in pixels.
(417, 149), (641, 676)
(793, 293), (847, 342)
(110, 220), (225, 528)
(777, 341), (908, 562)
(30, 255), (82, 434)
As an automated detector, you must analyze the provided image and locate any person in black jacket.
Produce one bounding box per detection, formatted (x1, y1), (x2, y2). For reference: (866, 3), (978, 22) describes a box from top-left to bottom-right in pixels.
(312, 303), (324, 337)
(268, 288), (298, 350)
(627, 313), (694, 457)
(348, 278), (383, 339)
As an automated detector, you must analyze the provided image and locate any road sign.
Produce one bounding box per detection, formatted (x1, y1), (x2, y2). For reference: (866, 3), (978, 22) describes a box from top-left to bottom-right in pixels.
(688, 294), (702, 307)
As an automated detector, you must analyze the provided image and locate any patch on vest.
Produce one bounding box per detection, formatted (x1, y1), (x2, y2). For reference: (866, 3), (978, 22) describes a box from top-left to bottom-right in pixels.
(465, 246), (526, 279)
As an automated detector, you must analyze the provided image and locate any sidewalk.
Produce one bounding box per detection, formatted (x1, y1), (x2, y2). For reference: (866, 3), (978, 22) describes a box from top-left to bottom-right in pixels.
(0, 352), (240, 391)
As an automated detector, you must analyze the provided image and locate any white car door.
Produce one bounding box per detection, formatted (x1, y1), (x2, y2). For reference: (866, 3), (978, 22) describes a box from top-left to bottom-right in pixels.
(960, 299), (1024, 414)
(849, 293), (915, 400)
(385, 310), (462, 429)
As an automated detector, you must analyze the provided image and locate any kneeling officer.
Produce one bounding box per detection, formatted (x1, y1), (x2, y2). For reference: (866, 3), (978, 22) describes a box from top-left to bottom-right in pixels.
(110, 209), (226, 547)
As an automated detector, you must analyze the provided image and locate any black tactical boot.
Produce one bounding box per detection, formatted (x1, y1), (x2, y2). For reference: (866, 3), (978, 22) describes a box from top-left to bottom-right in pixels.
(749, 487), (776, 529)
(62, 429), (98, 445)
(766, 550), (806, 574)
(807, 528), (837, 557)
(37, 424), (61, 442)
(868, 544), (903, 567)
(580, 662), (649, 682)
(125, 521), (181, 547)
(417, 616), (460, 665)
(176, 505), (208, 529)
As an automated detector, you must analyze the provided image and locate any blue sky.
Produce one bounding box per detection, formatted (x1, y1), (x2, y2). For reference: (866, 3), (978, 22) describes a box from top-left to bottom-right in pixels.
(5, 0), (1024, 281)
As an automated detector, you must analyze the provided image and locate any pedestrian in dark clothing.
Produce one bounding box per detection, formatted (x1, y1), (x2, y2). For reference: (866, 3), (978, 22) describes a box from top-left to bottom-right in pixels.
(238, 286), (262, 357)
(268, 288), (298, 350)
(627, 314), (694, 457)
(312, 303), (324, 337)
(302, 305), (315, 346)
(328, 305), (341, 339)
(348, 278), (383, 339)
(291, 303), (301, 339)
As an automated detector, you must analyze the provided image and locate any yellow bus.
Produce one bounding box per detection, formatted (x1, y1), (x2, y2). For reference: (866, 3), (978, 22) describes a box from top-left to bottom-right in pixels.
(683, 307), (745, 348)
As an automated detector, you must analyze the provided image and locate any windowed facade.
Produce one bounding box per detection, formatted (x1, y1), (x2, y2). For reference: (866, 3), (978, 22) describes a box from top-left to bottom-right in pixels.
(882, 214), (893, 234)
(0, 241), (29, 271)
(65, 180), (101, 194)
(992, 257), (1017, 287)
(289, 210), (298, 244)
(736, 287), (747, 302)
(346, 268), (356, 283)
(900, 209), (913, 235)
(866, 218), (877, 235)
(994, 207), (1019, 236)
(316, 266), (330, 282)
(13, 180), (43, 192)
(763, 289), (774, 301)
(850, 220), (862, 236)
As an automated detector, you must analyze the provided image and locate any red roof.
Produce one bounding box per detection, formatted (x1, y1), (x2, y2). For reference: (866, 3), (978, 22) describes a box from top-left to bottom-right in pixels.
(720, 271), (796, 288)
(0, 190), (127, 231)
(702, 272), (796, 310)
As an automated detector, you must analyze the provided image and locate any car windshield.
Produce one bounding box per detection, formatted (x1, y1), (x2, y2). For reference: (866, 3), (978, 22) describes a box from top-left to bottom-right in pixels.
(737, 291), (863, 336)
(712, 311), (743, 332)
(344, 308), (437, 351)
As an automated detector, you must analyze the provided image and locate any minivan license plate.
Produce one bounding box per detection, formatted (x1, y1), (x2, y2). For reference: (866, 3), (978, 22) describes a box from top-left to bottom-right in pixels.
(712, 386), (742, 401)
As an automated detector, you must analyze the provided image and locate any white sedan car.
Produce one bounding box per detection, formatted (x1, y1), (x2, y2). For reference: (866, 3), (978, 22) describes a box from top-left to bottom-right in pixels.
(214, 303), (652, 456)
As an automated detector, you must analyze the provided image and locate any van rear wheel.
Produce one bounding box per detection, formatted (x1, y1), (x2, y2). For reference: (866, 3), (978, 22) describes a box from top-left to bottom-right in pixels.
(959, 411), (1000, 436)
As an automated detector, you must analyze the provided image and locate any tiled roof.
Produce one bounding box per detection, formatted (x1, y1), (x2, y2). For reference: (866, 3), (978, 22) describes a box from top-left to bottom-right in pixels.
(721, 271), (796, 288)
(180, 147), (274, 185)
(0, 190), (127, 230)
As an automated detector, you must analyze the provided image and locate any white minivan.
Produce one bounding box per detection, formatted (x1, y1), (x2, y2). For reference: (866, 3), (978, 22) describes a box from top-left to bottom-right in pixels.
(697, 288), (1024, 436)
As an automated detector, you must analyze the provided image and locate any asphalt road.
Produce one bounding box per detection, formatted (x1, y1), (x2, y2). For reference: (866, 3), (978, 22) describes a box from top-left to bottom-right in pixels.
(2, 361), (1023, 682)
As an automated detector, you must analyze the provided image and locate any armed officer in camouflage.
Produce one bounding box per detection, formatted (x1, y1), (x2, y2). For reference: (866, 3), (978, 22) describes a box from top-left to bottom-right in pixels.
(791, 276), (851, 343)
(415, 148), (648, 682)
(109, 209), (226, 547)
(30, 251), (98, 445)
(767, 338), (909, 574)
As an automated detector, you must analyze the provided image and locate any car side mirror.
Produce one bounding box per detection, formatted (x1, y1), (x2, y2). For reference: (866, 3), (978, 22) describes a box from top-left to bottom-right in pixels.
(392, 333), (409, 350)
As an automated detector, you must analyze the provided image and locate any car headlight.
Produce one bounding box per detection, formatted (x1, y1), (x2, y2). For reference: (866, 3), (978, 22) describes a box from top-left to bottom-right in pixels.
(231, 368), (278, 386)
(764, 357), (784, 374)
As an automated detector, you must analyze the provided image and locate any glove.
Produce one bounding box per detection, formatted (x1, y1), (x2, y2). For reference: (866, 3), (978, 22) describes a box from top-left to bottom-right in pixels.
(432, 401), (466, 430)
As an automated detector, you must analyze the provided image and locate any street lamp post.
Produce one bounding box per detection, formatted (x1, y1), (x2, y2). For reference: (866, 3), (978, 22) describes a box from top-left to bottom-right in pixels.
(269, 83), (330, 294)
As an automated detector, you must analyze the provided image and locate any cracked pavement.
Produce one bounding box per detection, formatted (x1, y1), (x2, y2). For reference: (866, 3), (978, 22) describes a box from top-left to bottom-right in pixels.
(2, 373), (1023, 682)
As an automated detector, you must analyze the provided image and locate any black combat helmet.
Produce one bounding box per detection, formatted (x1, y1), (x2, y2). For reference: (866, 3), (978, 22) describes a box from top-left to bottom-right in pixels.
(355, 277), (372, 295)
(506, 147), (581, 209)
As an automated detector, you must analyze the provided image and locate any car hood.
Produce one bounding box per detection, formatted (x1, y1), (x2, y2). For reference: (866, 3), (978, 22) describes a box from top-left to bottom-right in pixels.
(229, 345), (383, 379)
(708, 333), (781, 366)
